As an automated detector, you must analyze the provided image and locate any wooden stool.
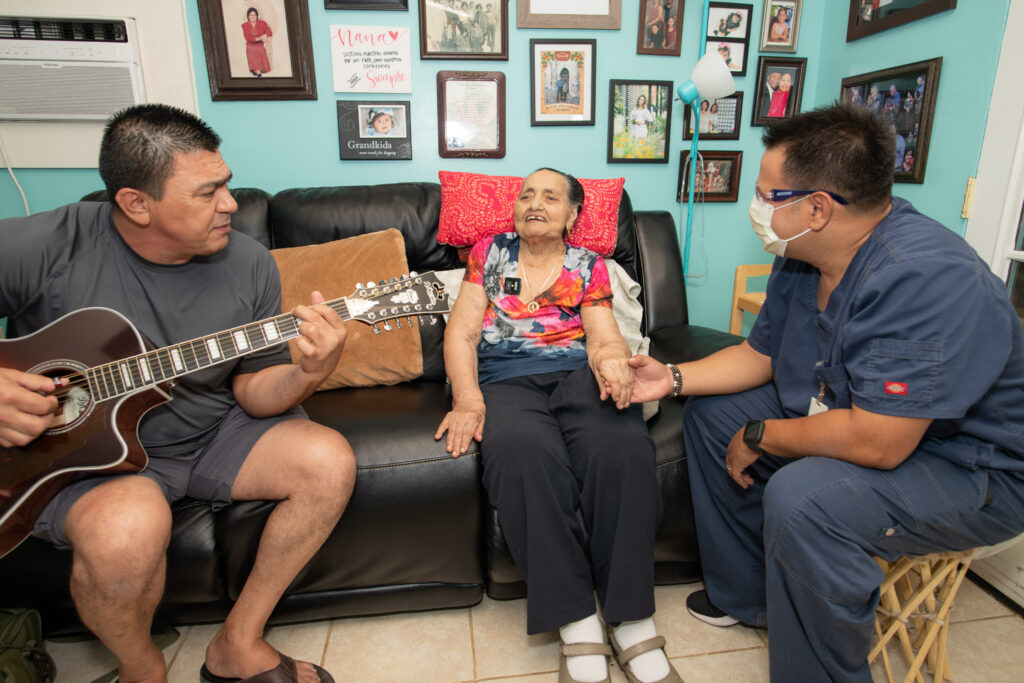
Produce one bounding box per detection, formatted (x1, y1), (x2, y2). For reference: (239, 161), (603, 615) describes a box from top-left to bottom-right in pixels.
(869, 548), (979, 683)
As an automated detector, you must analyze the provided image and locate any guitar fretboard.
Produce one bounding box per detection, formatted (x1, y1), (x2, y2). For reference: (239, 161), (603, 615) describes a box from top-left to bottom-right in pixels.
(86, 297), (355, 403)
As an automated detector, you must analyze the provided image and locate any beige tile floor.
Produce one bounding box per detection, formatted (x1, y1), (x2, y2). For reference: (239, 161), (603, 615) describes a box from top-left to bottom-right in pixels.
(47, 579), (1024, 683)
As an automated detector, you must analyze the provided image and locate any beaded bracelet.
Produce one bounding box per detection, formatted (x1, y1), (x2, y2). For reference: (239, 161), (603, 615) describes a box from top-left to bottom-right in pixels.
(666, 363), (683, 398)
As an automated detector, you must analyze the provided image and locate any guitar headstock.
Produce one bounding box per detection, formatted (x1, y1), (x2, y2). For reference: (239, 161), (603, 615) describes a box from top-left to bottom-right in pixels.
(343, 271), (451, 328)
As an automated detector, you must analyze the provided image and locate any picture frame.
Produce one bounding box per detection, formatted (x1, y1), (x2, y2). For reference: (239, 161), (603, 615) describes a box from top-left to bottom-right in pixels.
(637, 0), (684, 56)
(324, 0), (408, 9)
(677, 150), (743, 202)
(517, 0), (622, 29)
(847, 0), (956, 42)
(437, 71), (506, 158)
(197, 0), (317, 101)
(530, 39), (597, 126)
(751, 56), (807, 127)
(707, 38), (748, 77)
(607, 80), (673, 164)
(419, 0), (508, 60)
(841, 57), (942, 183)
(707, 2), (752, 41)
(683, 92), (743, 141)
(760, 0), (801, 52)
(337, 100), (412, 160)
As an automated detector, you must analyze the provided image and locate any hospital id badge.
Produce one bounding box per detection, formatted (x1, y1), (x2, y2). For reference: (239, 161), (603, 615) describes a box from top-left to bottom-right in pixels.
(808, 380), (828, 415)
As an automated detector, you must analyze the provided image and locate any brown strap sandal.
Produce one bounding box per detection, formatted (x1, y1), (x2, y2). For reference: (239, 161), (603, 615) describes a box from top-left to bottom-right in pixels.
(559, 640), (613, 683)
(607, 631), (683, 683)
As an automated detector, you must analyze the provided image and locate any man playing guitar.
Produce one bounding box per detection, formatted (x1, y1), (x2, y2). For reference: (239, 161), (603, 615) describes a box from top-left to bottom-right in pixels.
(0, 104), (352, 683)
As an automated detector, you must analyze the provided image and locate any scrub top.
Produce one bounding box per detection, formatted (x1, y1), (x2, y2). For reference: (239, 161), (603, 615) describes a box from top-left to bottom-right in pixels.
(747, 198), (1024, 470)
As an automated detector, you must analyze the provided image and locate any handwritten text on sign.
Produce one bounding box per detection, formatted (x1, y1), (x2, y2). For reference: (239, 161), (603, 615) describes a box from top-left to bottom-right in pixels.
(331, 25), (412, 93)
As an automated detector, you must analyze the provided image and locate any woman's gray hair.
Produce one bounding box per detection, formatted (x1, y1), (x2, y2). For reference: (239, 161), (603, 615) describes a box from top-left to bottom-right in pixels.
(535, 167), (584, 209)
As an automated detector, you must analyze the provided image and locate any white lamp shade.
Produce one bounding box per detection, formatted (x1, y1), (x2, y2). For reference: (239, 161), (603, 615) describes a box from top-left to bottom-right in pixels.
(677, 51), (736, 105)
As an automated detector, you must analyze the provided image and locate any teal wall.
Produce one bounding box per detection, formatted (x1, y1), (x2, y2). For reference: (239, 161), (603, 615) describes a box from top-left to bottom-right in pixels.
(0, 1), (1011, 331)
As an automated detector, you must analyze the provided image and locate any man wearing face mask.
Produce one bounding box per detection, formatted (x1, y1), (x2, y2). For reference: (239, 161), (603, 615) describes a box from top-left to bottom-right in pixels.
(627, 103), (1024, 682)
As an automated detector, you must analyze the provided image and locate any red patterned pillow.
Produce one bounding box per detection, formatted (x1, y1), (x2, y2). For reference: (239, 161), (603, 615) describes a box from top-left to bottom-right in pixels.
(437, 171), (624, 256)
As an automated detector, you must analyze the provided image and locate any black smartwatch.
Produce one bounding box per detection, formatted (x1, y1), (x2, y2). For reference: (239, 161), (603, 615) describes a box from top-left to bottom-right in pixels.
(743, 419), (766, 454)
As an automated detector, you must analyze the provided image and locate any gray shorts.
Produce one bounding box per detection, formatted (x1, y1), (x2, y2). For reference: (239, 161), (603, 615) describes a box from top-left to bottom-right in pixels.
(32, 403), (307, 550)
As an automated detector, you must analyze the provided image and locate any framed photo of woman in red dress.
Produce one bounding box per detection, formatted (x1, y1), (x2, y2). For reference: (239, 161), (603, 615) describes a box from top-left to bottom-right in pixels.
(197, 0), (317, 100)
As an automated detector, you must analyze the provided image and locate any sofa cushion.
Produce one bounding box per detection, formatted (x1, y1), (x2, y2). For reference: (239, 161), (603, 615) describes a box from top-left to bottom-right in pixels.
(271, 230), (423, 389)
(436, 171), (624, 256)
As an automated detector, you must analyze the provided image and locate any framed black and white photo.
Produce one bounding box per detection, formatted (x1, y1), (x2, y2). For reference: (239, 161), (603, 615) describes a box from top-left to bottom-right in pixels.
(325, 0), (408, 9)
(419, 0), (508, 60)
(841, 58), (942, 183)
(530, 39), (596, 126)
(608, 80), (673, 163)
(337, 100), (412, 160)
(684, 92), (743, 141)
(197, 0), (317, 100)
(847, 0), (956, 42)
(437, 71), (506, 158)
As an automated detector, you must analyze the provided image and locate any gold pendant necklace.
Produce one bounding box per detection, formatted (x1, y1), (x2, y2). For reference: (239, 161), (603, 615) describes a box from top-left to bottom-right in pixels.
(521, 253), (563, 314)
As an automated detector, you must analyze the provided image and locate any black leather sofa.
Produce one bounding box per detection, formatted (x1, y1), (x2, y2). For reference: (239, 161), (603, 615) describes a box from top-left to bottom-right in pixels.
(0, 182), (740, 636)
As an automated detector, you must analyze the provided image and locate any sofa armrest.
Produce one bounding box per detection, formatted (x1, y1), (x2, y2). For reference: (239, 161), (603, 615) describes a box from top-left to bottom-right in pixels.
(647, 323), (743, 365)
(633, 210), (688, 335)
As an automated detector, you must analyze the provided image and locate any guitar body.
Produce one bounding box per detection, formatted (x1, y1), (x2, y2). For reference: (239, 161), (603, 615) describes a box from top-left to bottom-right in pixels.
(0, 308), (171, 558)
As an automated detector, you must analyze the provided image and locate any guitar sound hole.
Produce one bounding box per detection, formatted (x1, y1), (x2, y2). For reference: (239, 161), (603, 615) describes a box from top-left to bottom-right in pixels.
(30, 361), (94, 435)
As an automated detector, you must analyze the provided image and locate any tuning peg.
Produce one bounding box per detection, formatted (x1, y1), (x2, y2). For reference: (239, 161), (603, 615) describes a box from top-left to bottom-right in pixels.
(383, 321), (392, 331)
(410, 270), (419, 277)
(394, 319), (402, 329)
(371, 323), (381, 335)
(390, 277), (398, 283)
(355, 282), (363, 289)
(406, 316), (414, 327)
(418, 316), (425, 326)
(429, 315), (438, 325)
(400, 274), (408, 279)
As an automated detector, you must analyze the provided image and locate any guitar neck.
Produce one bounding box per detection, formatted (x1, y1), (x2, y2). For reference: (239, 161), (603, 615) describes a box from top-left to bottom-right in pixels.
(83, 295), (352, 404)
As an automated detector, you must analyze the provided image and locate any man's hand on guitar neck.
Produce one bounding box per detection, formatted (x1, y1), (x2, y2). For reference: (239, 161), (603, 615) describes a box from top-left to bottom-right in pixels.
(292, 290), (348, 381)
(0, 368), (58, 448)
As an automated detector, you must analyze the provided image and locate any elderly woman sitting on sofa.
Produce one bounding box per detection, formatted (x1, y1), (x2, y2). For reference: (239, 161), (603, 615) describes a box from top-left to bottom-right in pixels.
(435, 168), (681, 683)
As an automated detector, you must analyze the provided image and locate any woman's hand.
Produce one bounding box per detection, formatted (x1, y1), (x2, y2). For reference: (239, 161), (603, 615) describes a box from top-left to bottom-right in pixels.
(594, 356), (635, 410)
(435, 397), (486, 458)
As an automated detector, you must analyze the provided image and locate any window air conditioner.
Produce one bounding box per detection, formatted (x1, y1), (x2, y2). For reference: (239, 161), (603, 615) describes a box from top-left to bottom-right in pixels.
(0, 16), (145, 122)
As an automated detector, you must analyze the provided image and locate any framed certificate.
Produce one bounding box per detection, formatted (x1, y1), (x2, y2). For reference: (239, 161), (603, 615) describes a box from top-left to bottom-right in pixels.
(437, 71), (506, 158)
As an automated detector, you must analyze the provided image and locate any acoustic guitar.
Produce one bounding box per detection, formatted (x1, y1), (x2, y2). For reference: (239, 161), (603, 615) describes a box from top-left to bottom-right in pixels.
(0, 272), (449, 559)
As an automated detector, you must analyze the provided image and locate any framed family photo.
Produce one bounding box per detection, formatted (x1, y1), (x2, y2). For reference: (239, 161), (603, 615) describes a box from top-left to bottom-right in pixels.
(607, 80), (673, 163)
(419, 0), (508, 60)
(325, 0), (408, 8)
(677, 150), (743, 202)
(197, 0), (317, 100)
(437, 71), (506, 158)
(841, 57), (942, 183)
(637, 0), (683, 56)
(517, 0), (622, 29)
(708, 2), (752, 40)
(337, 100), (412, 160)
(530, 39), (597, 126)
(847, 0), (956, 42)
(760, 0), (801, 52)
(708, 39), (748, 77)
(751, 56), (806, 126)
(683, 92), (743, 141)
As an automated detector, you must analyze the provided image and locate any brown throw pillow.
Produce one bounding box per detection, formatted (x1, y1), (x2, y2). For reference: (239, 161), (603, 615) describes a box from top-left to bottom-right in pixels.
(271, 229), (423, 390)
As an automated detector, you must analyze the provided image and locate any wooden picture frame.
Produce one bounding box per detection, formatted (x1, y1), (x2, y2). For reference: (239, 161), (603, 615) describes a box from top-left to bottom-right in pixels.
(517, 0), (622, 29)
(337, 100), (412, 160)
(437, 71), (506, 158)
(707, 38), (748, 77)
(637, 0), (683, 56)
(847, 0), (956, 42)
(683, 92), (743, 141)
(760, 0), (801, 52)
(707, 2), (752, 41)
(751, 56), (807, 127)
(325, 0), (408, 9)
(841, 57), (942, 183)
(197, 0), (317, 101)
(607, 80), (673, 164)
(419, 0), (508, 60)
(530, 39), (596, 126)
(677, 150), (743, 202)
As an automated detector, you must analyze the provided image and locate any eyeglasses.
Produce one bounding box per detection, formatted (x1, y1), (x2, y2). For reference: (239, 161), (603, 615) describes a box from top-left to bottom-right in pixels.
(767, 189), (849, 205)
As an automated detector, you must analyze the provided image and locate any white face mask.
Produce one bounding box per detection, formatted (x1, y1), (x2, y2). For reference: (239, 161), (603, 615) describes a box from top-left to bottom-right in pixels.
(748, 193), (813, 257)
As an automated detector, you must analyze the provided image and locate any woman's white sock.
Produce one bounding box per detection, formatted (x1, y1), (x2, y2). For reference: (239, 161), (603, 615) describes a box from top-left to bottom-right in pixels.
(613, 618), (670, 682)
(559, 613), (608, 682)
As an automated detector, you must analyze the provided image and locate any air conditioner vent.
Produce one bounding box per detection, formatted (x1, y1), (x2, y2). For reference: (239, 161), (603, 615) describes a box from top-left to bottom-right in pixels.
(0, 17), (128, 43)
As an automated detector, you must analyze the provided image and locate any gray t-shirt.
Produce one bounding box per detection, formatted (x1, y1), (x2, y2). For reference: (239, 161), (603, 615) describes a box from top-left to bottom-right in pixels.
(0, 201), (292, 457)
